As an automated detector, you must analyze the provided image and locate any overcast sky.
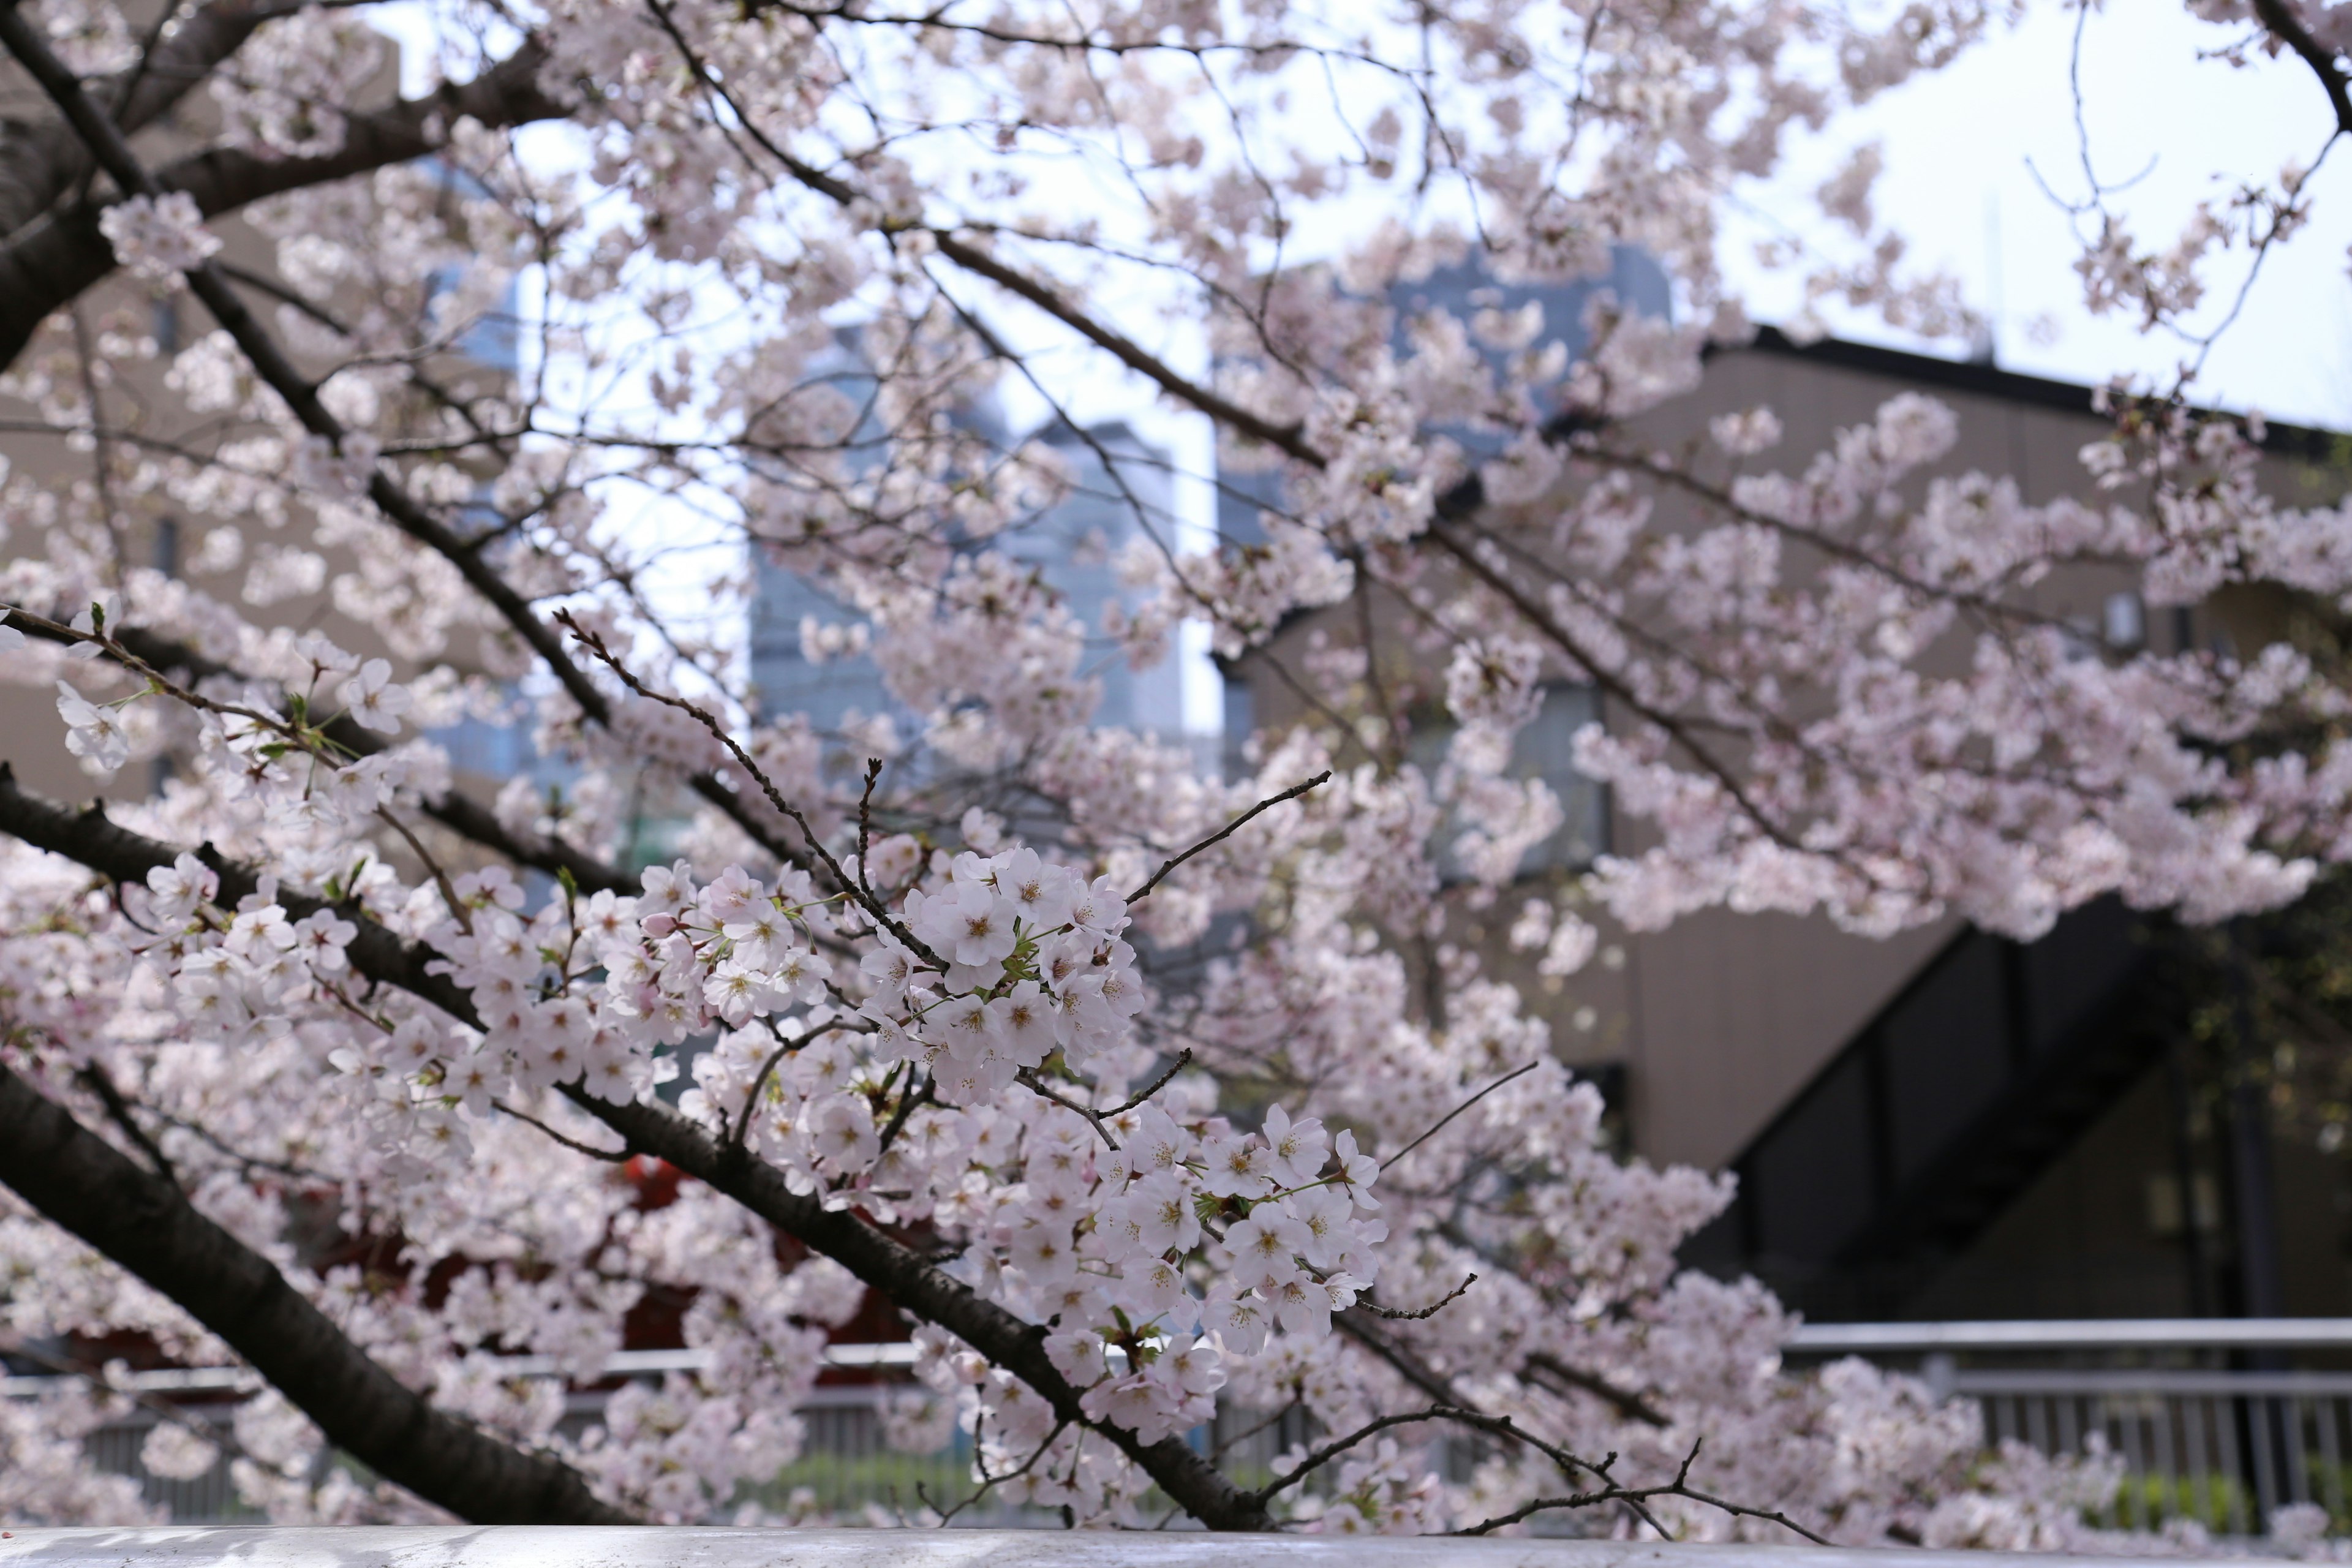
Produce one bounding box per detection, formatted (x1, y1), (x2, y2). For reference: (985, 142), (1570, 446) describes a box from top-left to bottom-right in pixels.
(1749, 2), (2352, 429)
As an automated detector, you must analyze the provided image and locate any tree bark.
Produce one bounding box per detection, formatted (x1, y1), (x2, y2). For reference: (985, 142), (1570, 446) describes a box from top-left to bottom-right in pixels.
(0, 1057), (633, 1523)
(0, 36), (567, 371)
(0, 764), (1276, 1531)
(0, 0), (324, 239)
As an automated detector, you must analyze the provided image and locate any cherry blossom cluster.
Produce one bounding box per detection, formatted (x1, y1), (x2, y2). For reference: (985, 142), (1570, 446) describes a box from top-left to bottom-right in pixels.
(1, 0), (2350, 1550)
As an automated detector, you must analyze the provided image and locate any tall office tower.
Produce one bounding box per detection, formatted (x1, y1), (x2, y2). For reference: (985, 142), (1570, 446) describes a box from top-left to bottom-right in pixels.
(748, 383), (1184, 758)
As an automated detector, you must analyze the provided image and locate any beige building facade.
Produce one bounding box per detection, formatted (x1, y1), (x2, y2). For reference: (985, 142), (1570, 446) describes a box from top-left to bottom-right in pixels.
(1226, 328), (2352, 1321)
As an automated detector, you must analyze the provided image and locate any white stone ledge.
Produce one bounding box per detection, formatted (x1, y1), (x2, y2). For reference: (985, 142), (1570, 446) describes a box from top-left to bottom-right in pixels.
(0, 1528), (2191, 1568)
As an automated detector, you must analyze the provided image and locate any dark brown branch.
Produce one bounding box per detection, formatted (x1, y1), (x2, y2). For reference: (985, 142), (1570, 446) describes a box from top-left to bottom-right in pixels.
(1126, 771), (1331, 903)
(2252, 0), (2352, 134)
(570, 1088), (1270, 1527)
(1381, 1060), (1536, 1172)
(0, 764), (477, 1022)
(1356, 1273), (1474, 1321)
(1452, 1436), (1828, 1545)
(1523, 1350), (1670, 1429)
(76, 1059), (178, 1187)
(0, 769), (1273, 1531)
(0, 32), (568, 372)
(0, 1055), (632, 1523)
(0, 0), (312, 238)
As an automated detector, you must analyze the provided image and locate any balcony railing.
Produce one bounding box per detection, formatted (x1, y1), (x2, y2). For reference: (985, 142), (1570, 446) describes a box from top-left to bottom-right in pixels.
(1786, 1318), (2352, 1536)
(15, 1322), (2352, 1536)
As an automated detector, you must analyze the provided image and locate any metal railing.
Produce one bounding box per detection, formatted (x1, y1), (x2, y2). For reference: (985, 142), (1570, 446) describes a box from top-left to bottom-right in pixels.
(24, 1322), (2352, 1533)
(1786, 1319), (2352, 1536)
(7, 1346), (948, 1526)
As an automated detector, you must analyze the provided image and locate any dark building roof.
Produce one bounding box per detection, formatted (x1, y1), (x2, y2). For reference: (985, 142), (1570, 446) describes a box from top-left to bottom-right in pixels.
(1733, 326), (2349, 465)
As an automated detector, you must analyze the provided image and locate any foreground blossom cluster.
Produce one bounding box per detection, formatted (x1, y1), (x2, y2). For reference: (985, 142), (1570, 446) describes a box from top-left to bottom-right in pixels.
(0, 0), (2349, 1551)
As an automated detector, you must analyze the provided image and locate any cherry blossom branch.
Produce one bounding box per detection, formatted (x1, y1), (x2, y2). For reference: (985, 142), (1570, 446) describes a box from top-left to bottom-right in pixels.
(0, 769), (1275, 1531)
(1452, 1436), (1828, 1544)
(494, 1099), (635, 1164)
(870, 1069), (935, 1161)
(924, 1415), (1069, 1525)
(1333, 1312), (1469, 1409)
(144, 1103), (338, 1188)
(640, 0), (1317, 464)
(1355, 1273), (1475, 1321)
(0, 17), (839, 892)
(1013, 1067), (1122, 1148)
(1422, 521), (1815, 859)
(1250, 1401), (1619, 1512)
(1523, 1352), (1670, 1429)
(1106, 1050), (1194, 1115)
(2252, 0), (2352, 134)
(1380, 1060), (1537, 1172)
(729, 1025), (799, 1151)
(2, 607), (631, 894)
(1126, 772), (1333, 903)
(0, 0), (318, 238)
(0, 29), (566, 371)
(0, 1331), (258, 1469)
(856, 756), (884, 905)
(0, 1049), (632, 1523)
(554, 610), (947, 970)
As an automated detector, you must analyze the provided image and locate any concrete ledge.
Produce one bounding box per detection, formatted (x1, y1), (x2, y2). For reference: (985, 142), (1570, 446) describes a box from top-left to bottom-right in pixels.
(0, 1528), (2193, 1568)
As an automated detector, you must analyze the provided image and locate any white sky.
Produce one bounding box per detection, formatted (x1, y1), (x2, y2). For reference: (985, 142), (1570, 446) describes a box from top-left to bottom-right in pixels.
(1750, 2), (2352, 429)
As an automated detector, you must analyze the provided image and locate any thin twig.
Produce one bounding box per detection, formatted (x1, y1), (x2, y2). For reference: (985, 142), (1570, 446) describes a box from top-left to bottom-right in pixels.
(76, 1061), (178, 1188)
(555, 612), (946, 971)
(856, 755), (884, 906)
(375, 806), (473, 938)
(1381, 1061), (1537, 1172)
(494, 1098), (635, 1163)
(1126, 771), (1332, 903)
(1, 1335), (252, 1468)
(1524, 1350), (1670, 1429)
(1452, 1436), (1828, 1545)
(931, 1415), (1069, 1525)
(872, 1071), (934, 1160)
(1104, 1050), (1191, 1116)
(729, 1024), (796, 1150)
(1356, 1273), (1475, 1321)
(1016, 1068), (1118, 1149)
(1248, 1404), (1564, 1506)
(1209, 1395), (1302, 1461)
